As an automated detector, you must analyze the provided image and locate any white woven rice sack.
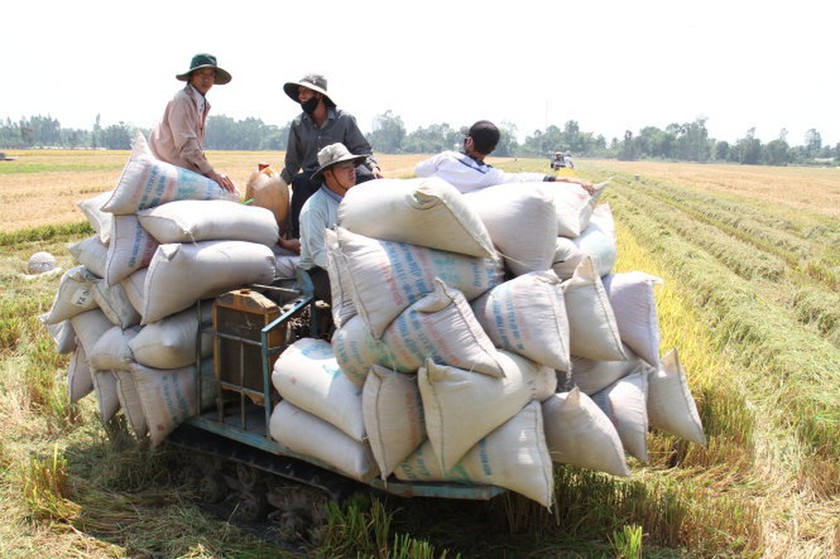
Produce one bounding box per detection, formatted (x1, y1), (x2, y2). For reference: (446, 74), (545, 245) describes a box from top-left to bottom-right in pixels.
(93, 371), (120, 423)
(114, 370), (147, 438)
(552, 204), (617, 280)
(591, 364), (651, 462)
(42, 266), (98, 324)
(463, 183), (557, 276)
(104, 215), (159, 286)
(102, 132), (239, 215)
(332, 278), (508, 383)
(270, 400), (378, 482)
(67, 344), (92, 403)
(338, 177), (497, 259)
(93, 279), (141, 329)
(88, 325), (140, 372)
(563, 257), (626, 361)
(120, 268), (147, 316)
(138, 199), (279, 246)
(395, 401), (554, 508)
(70, 308), (114, 358)
(331, 226), (503, 338)
(546, 181), (607, 238)
(542, 388), (629, 476)
(551, 236), (582, 281)
(272, 338), (365, 442)
(570, 345), (644, 396)
(362, 365), (425, 479)
(470, 270), (571, 372)
(67, 236), (107, 279)
(648, 348), (706, 445)
(77, 190), (114, 244)
(129, 302), (212, 370)
(324, 229), (358, 328)
(142, 240), (276, 324)
(602, 271), (663, 368)
(418, 351), (542, 471)
(131, 359), (214, 447)
(40, 314), (76, 354)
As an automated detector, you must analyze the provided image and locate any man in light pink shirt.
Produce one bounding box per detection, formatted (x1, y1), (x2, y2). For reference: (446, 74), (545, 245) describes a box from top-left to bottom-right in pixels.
(149, 53), (236, 192)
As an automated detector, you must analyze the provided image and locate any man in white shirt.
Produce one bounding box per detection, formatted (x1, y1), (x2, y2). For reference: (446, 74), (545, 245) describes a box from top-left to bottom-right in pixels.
(415, 120), (594, 194)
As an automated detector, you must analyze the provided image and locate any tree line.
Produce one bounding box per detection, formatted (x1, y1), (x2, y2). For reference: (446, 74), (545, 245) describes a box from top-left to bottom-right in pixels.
(1, 113), (836, 166)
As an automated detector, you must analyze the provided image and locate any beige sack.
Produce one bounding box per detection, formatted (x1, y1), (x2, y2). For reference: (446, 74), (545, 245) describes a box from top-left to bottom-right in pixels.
(68, 236), (107, 278)
(647, 348), (706, 445)
(245, 166), (290, 234)
(471, 270), (571, 372)
(591, 364), (650, 462)
(104, 215), (158, 286)
(602, 271), (663, 368)
(362, 365), (426, 479)
(88, 325), (140, 372)
(67, 344), (93, 403)
(77, 190), (114, 244)
(129, 302), (212, 370)
(42, 266), (98, 324)
(570, 345), (644, 395)
(338, 177), (497, 259)
(542, 388), (629, 476)
(395, 401), (554, 508)
(114, 370), (148, 438)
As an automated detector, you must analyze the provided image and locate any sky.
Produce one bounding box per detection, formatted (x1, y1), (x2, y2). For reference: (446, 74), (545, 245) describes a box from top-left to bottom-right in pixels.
(2, 0), (837, 147)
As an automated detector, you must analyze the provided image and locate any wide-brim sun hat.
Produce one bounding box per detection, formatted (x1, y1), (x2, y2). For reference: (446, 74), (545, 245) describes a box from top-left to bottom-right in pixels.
(311, 143), (368, 181)
(284, 73), (333, 105)
(176, 53), (232, 85)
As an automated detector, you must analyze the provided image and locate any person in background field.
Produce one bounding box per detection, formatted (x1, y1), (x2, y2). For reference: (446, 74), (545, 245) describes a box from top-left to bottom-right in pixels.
(414, 120), (595, 195)
(277, 74), (382, 253)
(149, 53), (236, 193)
(298, 143), (368, 304)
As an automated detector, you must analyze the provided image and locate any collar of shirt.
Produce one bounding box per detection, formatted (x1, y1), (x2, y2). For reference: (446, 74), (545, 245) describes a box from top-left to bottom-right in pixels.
(188, 84), (207, 114)
(320, 184), (345, 203)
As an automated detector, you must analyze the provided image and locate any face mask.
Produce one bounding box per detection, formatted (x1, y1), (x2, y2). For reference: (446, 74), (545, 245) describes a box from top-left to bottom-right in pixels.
(301, 96), (320, 115)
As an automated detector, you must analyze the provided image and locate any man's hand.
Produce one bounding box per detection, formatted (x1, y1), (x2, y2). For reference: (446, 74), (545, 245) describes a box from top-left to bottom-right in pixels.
(209, 170), (236, 193)
(372, 166), (384, 179)
(562, 177), (595, 195)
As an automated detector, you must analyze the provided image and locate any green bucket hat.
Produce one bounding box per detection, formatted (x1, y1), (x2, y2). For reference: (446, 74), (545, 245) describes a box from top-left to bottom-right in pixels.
(311, 143), (368, 182)
(176, 53), (232, 85)
(283, 73), (333, 105)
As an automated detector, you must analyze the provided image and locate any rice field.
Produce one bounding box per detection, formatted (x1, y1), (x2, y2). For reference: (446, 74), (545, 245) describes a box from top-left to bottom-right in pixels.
(0, 150), (838, 557)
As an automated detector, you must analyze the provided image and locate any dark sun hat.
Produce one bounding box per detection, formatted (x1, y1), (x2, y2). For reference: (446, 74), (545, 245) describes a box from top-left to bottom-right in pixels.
(312, 143), (368, 181)
(176, 53), (232, 85)
(283, 73), (333, 105)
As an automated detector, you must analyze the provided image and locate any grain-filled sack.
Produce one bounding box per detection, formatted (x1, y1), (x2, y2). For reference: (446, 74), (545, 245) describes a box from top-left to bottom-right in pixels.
(88, 325), (140, 372)
(338, 177), (497, 259)
(114, 370), (148, 438)
(552, 204), (617, 280)
(463, 183), (557, 276)
(332, 279), (509, 384)
(569, 345), (644, 395)
(142, 240), (276, 324)
(138, 199), (279, 246)
(272, 338), (365, 441)
(129, 302), (213, 369)
(105, 215), (159, 286)
(131, 359), (214, 447)
(102, 132), (239, 215)
(362, 365), (425, 479)
(77, 190), (114, 244)
(93, 279), (141, 329)
(418, 351), (546, 471)
(92, 371), (120, 423)
(395, 401), (554, 508)
(324, 230), (357, 328)
(542, 388), (629, 476)
(470, 270), (571, 372)
(121, 268), (147, 316)
(563, 257), (626, 361)
(330, 226), (503, 338)
(270, 400), (378, 482)
(67, 344), (92, 403)
(591, 364), (650, 462)
(70, 308), (114, 357)
(647, 348), (706, 445)
(245, 166), (290, 233)
(42, 265), (98, 324)
(68, 236), (107, 279)
(546, 180), (608, 238)
(40, 314), (76, 354)
(602, 271), (663, 368)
